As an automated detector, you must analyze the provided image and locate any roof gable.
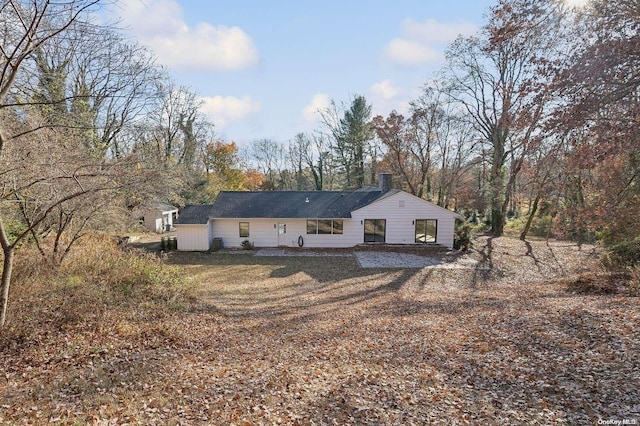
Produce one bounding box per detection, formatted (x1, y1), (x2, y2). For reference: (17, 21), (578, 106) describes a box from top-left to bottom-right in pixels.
(351, 190), (462, 218)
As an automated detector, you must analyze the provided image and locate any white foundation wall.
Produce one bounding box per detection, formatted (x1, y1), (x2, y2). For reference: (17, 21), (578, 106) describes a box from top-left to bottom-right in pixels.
(351, 192), (458, 248)
(176, 224), (212, 251)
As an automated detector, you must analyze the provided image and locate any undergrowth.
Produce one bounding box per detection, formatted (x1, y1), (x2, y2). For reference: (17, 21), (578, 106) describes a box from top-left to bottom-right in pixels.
(0, 234), (195, 348)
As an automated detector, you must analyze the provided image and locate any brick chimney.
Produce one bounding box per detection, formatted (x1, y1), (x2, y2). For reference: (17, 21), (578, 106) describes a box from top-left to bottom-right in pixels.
(379, 173), (392, 192)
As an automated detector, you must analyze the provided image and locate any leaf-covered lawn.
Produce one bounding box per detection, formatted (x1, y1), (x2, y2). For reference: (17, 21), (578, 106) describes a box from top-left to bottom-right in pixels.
(2, 237), (639, 424)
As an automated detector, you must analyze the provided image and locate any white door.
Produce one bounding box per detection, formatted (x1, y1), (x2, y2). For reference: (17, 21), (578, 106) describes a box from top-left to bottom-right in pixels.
(277, 223), (287, 246)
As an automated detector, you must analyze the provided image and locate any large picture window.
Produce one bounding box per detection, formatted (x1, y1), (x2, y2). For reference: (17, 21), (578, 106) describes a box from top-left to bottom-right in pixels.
(318, 219), (332, 234)
(239, 222), (250, 238)
(306, 219), (343, 235)
(415, 219), (437, 243)
(364, 219), (386, 243)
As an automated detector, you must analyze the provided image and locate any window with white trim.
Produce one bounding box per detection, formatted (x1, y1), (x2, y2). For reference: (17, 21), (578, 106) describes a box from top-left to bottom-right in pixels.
(306, 219), (343, 235)
(239, 222), (250, 238)
(415, 219), (437, 243)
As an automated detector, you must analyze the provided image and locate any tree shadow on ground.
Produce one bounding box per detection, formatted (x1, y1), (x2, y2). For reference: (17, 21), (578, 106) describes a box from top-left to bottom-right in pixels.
(166, 251), (425, 323)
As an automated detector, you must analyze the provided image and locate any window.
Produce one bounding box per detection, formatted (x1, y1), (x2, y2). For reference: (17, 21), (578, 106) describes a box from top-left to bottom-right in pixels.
(333, 219), (343, 235)
(239, 222), (250, 238)
(306, 219), (317, 234)
(318, 219), (332, 234)
(364, 219), (386, 243)
(307, 219), (343, 235)
(415, 219), (437, 243)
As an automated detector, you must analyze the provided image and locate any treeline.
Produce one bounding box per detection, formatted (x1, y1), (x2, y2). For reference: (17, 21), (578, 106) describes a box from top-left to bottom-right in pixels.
(222, 0), (639, 249)
(0, 0), (638, 325)
(0, 1), (219, 325)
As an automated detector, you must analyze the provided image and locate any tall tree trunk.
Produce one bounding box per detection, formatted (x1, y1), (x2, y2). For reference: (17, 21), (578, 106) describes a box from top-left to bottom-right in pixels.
(490, 129), (507, 236)
(0, 248), (14, 327)
(0, 218), (14, 327)
(520, 194), (540, 241)
(489, 161), (506, 236)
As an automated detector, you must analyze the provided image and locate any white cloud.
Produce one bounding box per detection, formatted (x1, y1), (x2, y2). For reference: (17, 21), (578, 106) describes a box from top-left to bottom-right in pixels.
(368, 80), (410, 117)
(383, 18), (477, 67)
(384, 39), (443, 67)
(199, 96), (261, 129)
(370, 79), (400, 100)
(118, 0), (259, 72)
(402, 18), (477, 44)
(302, 93), (331, 122)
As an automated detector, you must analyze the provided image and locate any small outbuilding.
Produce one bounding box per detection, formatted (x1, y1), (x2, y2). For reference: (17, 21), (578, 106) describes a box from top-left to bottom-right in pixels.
(143, 202), (179, 233)
(175, 174), (462, 251)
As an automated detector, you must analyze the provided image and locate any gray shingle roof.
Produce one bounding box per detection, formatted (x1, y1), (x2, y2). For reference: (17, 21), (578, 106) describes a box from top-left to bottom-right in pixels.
(175, 204), (214, 224)
(209, 190), (390, 219)
(175, 190), (397, 224)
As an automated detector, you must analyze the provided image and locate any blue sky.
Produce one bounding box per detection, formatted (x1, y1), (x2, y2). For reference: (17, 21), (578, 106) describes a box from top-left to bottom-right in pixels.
(113, 0), (495, 145)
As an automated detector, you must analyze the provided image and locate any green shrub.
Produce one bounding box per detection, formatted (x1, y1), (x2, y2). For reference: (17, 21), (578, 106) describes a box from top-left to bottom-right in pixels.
(167, 237), (177, 250)
(3, 220), (35, 248)
(505, 214), (556, 239)
(602, 237), (640, 269)
(454, 221), (473, 251)
(240, 239), (254, 250)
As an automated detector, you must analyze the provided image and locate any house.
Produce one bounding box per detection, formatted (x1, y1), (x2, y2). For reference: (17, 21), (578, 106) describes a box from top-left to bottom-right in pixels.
(175, 174), (461, 251)
(143, 202), (179, 233)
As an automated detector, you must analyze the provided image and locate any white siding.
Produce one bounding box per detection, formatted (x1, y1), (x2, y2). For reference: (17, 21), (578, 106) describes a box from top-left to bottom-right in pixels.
(300, 218), (362, 248)
(211, 218), (365, 248)
(176, 224), (211, 251)
(351, 192), (459, 248)
(188, 191), (460, 251)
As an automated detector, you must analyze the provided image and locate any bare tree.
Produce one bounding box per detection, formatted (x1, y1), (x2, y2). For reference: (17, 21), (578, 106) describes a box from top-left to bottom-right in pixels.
(443, 0), (559, 235)
(304, 133), (331, 191)
(27, 25), (162, 158)
(134, 82), (211, 169)
(0, 0), (169, 327)
(248, 138), (286, 190)
(551, 0), (640, 242)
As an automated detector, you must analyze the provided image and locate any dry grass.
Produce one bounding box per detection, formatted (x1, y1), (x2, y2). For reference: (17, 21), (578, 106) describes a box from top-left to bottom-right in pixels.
(1, 236), (639, 424)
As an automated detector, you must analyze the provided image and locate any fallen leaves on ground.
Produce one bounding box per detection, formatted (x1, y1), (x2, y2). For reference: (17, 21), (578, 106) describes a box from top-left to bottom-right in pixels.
(1, 237), (638, 424)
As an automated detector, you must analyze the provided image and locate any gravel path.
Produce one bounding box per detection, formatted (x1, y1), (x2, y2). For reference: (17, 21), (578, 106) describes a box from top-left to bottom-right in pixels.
(254, 247), (486, 269)
(354, 251), (441, 268)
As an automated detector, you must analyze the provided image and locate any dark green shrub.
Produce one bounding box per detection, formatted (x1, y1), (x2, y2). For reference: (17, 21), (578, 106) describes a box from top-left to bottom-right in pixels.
(602, 237), (640, 268)
(454, 221), (473, 251)
(168, 237), (177, 250)
(240, 239), (254, 250)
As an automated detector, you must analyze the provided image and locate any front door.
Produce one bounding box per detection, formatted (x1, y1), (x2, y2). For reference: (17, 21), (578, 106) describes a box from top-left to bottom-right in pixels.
(364, 219), (386, 243)
(277, 223), (287, 246)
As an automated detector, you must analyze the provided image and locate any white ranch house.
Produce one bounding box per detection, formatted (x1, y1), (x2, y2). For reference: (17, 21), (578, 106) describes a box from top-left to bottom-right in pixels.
(175, 174), (461, 251)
